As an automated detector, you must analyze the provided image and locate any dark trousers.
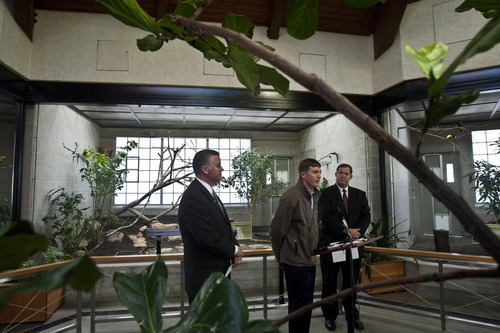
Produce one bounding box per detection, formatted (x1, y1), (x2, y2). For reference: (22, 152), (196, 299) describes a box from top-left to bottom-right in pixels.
(281, 263), (316, 333)
(320, 249), (361, 325)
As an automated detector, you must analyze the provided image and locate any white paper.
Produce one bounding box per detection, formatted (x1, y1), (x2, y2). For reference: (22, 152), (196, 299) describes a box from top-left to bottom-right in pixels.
(331, 247), (359, 263)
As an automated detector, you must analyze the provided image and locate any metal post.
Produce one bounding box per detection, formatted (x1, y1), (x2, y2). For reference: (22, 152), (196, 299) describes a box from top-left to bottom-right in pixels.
(76, 290), (82, 333)
(439, 261), (446, 331)
(91, 286), (96, 333)
(279, 266), (284, 304)
(263, 255), (268, 319)
(180, 260), (185, 316)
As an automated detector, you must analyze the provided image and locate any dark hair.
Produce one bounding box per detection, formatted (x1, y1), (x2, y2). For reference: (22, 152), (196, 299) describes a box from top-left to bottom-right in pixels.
(336, 163), (353, 174)
(193, 149), (219, 175)
(298, 158), (321, 174)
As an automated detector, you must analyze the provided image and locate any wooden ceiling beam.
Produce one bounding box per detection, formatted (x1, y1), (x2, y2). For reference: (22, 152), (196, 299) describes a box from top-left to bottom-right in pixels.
(13, 0), (35, 41)
(268, 0), (286, 39)
(156, 0), (170, 19)
(373, 0), (408, 60)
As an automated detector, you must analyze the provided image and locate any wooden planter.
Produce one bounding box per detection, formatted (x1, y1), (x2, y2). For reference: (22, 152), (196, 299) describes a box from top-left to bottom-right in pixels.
(0, 285), (64, 324)
(361, 260), (405, 294)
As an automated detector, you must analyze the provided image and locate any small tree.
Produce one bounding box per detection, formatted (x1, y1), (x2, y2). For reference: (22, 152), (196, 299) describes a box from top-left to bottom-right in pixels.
(221, 149), (286, 224)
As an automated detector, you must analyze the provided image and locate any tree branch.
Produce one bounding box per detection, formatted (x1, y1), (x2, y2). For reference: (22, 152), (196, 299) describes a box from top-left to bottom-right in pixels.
(273, 267), (500, 327)
(172, 16), (500, 263)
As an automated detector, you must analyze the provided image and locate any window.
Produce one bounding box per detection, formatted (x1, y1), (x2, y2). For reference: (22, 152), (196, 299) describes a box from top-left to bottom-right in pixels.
(472, 129), (500, 165)
(114, 137), (251, 206)
(471, 129), (500, 203)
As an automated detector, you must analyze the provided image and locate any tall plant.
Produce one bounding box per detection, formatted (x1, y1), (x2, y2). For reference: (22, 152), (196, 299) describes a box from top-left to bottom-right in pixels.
(469, 137), (500, 224)
(221, 149), (286, 224)
(76, 140), (137, 221)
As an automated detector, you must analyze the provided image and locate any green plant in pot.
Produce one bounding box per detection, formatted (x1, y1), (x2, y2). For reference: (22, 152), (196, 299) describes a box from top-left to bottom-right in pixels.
(361, 216), (407, 293)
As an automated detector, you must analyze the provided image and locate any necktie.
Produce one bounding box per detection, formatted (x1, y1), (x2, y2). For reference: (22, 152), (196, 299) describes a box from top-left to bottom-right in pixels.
(343, 189), (348, 212)
(212, 190), (224, 212)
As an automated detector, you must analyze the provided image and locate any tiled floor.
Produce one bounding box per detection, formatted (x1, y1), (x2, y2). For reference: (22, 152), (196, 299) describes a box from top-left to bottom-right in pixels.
(2, 293), (499, 333)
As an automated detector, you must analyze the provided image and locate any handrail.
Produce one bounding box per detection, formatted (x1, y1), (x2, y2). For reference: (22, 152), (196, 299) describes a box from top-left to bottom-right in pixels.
(364, 246), (496, 263)
(1, 247), (494, 281)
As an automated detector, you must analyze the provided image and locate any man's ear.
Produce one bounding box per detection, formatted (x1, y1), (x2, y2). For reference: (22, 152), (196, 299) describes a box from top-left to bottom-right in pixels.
(201, 165), (209, 174)
(299, 171), (305, 179)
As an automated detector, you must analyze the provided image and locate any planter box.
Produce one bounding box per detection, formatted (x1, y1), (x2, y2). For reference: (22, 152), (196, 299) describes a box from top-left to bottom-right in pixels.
(0, 285), (64, 324)
(361, 260), (405, 294)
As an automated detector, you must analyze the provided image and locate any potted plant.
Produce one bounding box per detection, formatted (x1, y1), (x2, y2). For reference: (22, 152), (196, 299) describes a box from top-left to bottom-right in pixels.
(469, 137), (500, 237)
(361, 215), (407, 294)
(220, 149), (286, 234)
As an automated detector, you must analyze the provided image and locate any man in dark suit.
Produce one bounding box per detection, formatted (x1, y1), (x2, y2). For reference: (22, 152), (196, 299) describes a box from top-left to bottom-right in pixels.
(178, 149), (243, 302)
(318, 163), (371, 331)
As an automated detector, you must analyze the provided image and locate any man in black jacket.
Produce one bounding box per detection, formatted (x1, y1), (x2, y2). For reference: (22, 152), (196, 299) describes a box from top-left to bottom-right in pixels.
(318, 163), (371, 331)
(178, 149), (243, 302)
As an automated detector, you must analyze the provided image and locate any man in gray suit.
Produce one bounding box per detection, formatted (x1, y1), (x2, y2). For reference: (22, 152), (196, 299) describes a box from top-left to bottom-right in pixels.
(178, 149), (243, 302)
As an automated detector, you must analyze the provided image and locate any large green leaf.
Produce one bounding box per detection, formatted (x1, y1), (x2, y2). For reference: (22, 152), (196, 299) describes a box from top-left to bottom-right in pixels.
(228, 48), (261, 94)
(405, 42), (448, 80)
(0, 220), (48, 272)
(258, 65), (290, 97)
(346, 0), (386, 8)
(456, 0), (500, 19)
(430, 14), (500, 96)
(96, 0), (160, 35)
(0, 255), (101, 308)
(286, 0), (318, 40)
(157, 1), (198, 37)
(418, 89), (480, 129)
(193, 35), (228, 64)
(113, 256), (168, 333)
(164, 273), (279, 333)
(222, 14), (254, 36)
(137, 34), (164, 52)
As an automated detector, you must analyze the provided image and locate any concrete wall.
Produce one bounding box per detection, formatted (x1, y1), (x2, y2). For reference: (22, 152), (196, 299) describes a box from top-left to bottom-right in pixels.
(299, 114), (381, 221)
(386, 109), (413, 247)
(22, 104), (102, 233)
(0, 0), (499, 96)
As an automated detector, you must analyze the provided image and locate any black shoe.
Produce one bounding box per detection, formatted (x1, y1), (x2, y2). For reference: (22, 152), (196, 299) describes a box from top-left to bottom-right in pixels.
(354, 319), (364, 330)
(325, 319), (336, 331)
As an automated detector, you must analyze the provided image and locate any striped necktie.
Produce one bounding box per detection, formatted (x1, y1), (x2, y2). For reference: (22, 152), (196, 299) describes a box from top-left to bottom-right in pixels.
(212, 190), (224, 212)
(343, 189), (348, 212)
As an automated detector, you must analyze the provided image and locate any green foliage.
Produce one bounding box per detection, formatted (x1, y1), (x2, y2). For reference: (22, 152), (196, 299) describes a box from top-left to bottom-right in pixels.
(405, 1), (500, 135)
(42, 187), (90, 257)
(469, 137), (500, 223)
(456, 0), (500, 19)
(346, 0), (387, 8)
(319, 177), (329, 190)
(78, 140), (137, 221)
(114, 256), (168, 332)
(363, 216), (407, 278)
(96, 0), (290, 97)
(221, 149), (286, 223)
(286, 0), (318, 40)
(113, 257), (279, 333)
(0, 221), (102, 308)
(0, 221), (47, 272)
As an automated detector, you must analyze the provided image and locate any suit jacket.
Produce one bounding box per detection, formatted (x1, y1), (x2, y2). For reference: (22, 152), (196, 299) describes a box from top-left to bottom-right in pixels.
(178, 179), (239, 300)
(317, 184), (371, 248)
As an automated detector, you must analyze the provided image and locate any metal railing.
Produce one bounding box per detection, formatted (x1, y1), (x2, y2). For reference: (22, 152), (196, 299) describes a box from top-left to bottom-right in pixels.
(1, 247), (498, 332)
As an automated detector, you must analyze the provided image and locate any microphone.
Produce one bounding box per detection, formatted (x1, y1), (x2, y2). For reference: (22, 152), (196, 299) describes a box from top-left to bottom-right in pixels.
(337, 204), (350, 235)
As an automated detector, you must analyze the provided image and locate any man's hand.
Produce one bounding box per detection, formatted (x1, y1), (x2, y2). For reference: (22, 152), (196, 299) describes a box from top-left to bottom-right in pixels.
(349, 228), (362, 239)
(232, 245), (244, 267)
